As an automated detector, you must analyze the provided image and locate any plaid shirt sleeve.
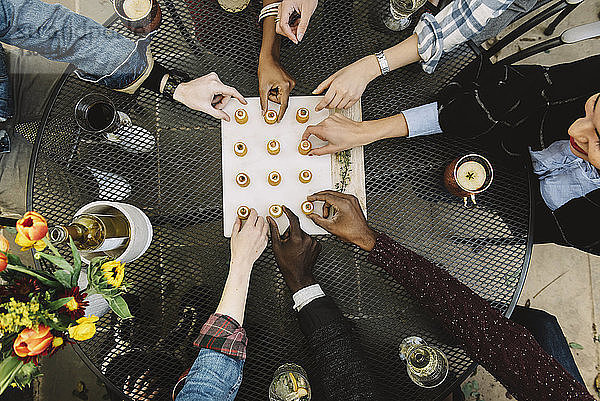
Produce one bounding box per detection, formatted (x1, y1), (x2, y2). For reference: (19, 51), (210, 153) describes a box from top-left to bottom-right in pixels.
(415, 0), (515, 73)
(194, 313), (248, 360)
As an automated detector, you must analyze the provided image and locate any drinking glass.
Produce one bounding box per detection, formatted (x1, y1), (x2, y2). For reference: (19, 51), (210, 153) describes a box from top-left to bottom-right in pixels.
(269, 363), (311, 401)
(74, 93), (131, 136)
(384, 0), (427, 31)
(113, 0), (162, 34)
(218, 0), (251, 13)
(399, 337), (449, 388)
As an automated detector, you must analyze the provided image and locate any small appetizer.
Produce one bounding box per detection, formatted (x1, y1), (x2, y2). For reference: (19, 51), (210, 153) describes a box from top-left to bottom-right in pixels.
(267, 140), (280, 155)
(234, 142), (247, 157)
(236, 172), (250, 188)
(301, 201), (314, 215)
(298, 140), (312, 155)
(296, 108), (309, 123)
(264, 110), (278, 125)
(237, 206), (250, 220)
(268, 171), (281, 186)
(299, 169), (312, 183)
(269, 204), (283, 218)
(234, 109), (248, 124)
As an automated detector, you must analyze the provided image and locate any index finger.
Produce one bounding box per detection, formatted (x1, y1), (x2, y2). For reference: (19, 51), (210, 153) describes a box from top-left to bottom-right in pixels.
(307, 190), (353, 204)
(315, 88), (335, 112)
(301, 125), (326, 141)
(282, 205), (301, 236)
(220, 85), (247, 105)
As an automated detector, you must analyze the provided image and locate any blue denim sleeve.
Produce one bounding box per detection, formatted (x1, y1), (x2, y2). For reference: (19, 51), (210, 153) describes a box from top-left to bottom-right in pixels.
(403, 102), (443, 137)
(176, 349), (244, 401)
(0, 0), (151, 91)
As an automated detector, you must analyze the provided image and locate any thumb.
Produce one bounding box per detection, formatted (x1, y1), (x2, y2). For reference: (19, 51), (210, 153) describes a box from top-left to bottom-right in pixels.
(266, 216), (281, 247)
(309, 144), (338, 156)
(207, 107), (231, 122)
(313, 74), (335, 95)
(259, 85), (269, 116)
(307, 213), (332, 231)
(296, 12), (312, 42)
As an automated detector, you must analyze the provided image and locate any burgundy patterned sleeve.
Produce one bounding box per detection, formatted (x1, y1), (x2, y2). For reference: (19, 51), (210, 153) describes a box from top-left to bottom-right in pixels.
(194, 313), (248, 360)
(367, 233), (593, 401)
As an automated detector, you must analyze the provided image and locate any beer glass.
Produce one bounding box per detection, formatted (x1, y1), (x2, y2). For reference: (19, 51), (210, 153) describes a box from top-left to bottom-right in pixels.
(384, 0), (428, 31)
(113, 0), (162, 34)
(399, 337), (449, 388)
(75, 93), (131, 136)
(269, 363), (311, 401)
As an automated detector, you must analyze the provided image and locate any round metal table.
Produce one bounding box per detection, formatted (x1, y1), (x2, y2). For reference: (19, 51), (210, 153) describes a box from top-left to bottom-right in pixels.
(28, 1), (533, 400)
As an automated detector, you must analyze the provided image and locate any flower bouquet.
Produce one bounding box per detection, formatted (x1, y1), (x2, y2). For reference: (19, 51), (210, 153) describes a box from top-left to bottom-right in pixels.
(0, 211), (133, 394)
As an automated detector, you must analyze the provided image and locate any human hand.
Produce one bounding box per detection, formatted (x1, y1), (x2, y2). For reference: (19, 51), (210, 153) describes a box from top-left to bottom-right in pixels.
(276, 0), (318, 44)
(267, 206), (321, 293)
(230, 209), (269, 270)
(313, 56), (380, 111)
(258, 57), (296, 121)
(123, 371), (159, 401)
(173, 72), (247, 121)
(302, 114), (378, 155)
(306, 191), (377, 251)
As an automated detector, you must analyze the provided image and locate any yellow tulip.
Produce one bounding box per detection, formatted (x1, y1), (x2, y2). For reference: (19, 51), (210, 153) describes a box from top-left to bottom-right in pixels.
(68, 315), (99, 341)
(15, 232), (46, 252)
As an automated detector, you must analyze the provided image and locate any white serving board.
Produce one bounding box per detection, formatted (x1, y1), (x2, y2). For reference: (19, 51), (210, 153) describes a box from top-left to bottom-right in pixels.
(222, 96), (332, 237)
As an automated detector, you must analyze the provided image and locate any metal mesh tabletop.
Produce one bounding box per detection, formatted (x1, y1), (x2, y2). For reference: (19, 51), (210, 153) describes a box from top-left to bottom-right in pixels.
(29, 1), (532, 400)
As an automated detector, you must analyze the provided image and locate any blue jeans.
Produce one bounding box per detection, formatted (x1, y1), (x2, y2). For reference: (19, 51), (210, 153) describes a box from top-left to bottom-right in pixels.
(511, 306), (585, 385)
(0, 0), (151, 119)
(175, 349), (244, 401)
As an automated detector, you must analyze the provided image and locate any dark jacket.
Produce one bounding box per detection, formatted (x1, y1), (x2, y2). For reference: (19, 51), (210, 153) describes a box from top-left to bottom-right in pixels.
(436, 54), (600, 255)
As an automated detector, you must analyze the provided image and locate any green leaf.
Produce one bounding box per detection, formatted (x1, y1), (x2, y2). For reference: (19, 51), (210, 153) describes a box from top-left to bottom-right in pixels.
(69, 238), (82, 288)
(6, 254), (23, 267)
(35, 251), (73, 273)
(0, 356), (24, 395)
(53, 270), (72, 288)
(49, 297), (73, 311)
(569, 342), (584, 350)
(6, 265), (61, 288)
(107, 296), (133, 319)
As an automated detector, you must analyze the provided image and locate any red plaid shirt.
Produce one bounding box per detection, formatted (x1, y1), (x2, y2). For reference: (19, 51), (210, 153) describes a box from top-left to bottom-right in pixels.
(194, 313), (248, 360)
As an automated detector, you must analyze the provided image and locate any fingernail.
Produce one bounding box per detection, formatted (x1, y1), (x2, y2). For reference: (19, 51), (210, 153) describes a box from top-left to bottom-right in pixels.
(298, 33), (304, 41)
(308, 153), (313, 156)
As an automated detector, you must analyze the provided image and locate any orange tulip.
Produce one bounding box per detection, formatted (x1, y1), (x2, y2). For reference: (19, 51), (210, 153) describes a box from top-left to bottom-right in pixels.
(16, 211), (48, 242)
(13, 325), (54, 357)
(0, 234), (8, 253)
(0, 252), (6, 272)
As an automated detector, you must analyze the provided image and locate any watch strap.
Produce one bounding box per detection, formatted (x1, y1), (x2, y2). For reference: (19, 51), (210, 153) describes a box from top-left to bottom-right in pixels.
(375, 51), (390, 76)
(162, 73), (186, 101)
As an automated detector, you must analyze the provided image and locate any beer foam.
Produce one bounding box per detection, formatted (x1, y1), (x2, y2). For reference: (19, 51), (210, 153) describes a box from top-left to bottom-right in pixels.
(456, 161), (486, 192)
(123, 0), (151, 19)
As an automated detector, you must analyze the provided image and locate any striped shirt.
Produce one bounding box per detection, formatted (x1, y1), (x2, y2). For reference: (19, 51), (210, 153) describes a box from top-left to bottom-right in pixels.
(415, 0), (515, 73)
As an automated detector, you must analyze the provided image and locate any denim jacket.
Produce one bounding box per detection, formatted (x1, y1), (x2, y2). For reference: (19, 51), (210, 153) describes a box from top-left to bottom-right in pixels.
(0, 0), (153, 119)
(175, 349), (244, 401)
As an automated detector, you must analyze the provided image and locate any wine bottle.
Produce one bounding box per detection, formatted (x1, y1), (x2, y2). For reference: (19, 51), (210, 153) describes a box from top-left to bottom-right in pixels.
(49, 213), (130, 252)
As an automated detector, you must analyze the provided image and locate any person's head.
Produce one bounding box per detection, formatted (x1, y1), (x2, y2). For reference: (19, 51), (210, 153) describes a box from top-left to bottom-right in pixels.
(569, 93), (600, 168)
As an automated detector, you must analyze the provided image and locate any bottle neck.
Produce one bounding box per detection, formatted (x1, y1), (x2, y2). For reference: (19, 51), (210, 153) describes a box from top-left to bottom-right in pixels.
(48, 224), (87, 244)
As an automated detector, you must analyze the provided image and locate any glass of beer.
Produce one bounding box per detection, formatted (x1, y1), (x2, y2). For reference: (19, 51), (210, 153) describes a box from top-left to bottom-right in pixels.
(384, 0), (427, 31)
(443, 154), (494, 207)
(74, 93), (131, 136)
(399, 337), (449, 388)
(269, 363), (311, 401)
(113, 0), (162, 34)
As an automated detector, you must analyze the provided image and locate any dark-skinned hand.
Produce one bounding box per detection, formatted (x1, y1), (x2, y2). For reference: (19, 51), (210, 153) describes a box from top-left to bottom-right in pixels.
(267, 206), (321, 293)
(306, 190), (378, 251)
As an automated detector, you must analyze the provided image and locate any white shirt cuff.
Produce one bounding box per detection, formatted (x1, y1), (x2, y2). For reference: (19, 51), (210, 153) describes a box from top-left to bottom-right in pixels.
(403, 102), (443, 138)
(292, 284), (326, 312)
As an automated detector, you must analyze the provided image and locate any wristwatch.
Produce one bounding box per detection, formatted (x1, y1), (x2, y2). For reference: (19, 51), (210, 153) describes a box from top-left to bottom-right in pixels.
(375, 51), (390, 76)
(162, 71), (190, 100)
